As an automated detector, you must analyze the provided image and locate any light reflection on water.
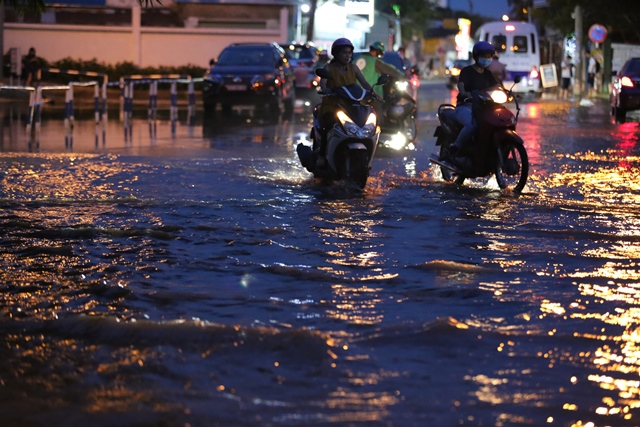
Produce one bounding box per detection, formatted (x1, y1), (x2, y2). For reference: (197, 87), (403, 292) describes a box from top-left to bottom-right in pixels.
(4, 94), (640, 425)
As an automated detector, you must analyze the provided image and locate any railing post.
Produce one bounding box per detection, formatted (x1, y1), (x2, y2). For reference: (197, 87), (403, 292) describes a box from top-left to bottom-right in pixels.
(170, 80), (178, 136)
(188, 80), (195, 127)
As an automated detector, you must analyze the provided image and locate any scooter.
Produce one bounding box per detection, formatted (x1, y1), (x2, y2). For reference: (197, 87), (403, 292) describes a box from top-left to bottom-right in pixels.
(296, 70), (389, 189)
(429, 76), (529, 194)
(378, 77), (418, 152)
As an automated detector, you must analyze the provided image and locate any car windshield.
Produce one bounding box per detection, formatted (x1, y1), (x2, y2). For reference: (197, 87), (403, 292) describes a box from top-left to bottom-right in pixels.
(217, 47), (276, 66)
(281, 46), (315, 60)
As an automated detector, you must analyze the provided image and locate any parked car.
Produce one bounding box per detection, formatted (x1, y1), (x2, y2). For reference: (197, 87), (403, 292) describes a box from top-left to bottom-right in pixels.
(610, 57), (640, 123)
(445, 58), (472, 89)
(279, 43), (319, 95)
(203, 42), (295, 115)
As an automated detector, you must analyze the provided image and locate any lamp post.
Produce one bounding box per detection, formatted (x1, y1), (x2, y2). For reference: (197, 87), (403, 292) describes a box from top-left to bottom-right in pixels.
(306, 0), (316, 43)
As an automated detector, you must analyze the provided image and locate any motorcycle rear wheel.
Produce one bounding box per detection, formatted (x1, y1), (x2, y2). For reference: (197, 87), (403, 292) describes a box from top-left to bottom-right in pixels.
(495, 142), (528, 193)
(438, 141), (463, 184)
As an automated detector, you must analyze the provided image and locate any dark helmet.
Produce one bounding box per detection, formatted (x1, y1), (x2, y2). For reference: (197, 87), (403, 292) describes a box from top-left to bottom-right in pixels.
(370, 41), (385, 54)
(472, 41), (495, 61)
(331, 38), (354, 57)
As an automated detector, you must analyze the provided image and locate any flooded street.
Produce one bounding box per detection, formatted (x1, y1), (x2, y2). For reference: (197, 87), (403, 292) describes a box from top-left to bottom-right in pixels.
(2, 82), (640, 427)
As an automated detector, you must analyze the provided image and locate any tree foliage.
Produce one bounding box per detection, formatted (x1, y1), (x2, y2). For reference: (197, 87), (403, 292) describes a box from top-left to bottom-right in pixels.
(376, 0), (437, 40)
(3, 0), (161, 14)
(509, 0), (640, 44)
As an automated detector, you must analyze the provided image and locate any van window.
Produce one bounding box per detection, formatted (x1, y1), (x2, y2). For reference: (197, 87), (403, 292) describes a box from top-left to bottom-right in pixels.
(530, 33), (536, 54)
(491, 35), (507, 53)
(513, 35), (528, 53)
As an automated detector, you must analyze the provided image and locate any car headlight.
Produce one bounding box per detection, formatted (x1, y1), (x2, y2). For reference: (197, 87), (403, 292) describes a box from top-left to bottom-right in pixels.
(252, 73), (276, 87)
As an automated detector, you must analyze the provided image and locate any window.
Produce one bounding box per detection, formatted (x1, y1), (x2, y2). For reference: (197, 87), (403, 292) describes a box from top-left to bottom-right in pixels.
(491, 35), (507, 53)
(513, 35), (528, 53)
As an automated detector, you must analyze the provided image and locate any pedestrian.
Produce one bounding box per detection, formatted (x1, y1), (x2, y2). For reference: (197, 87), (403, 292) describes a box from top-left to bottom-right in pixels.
(586, 51), (597, 98)
(23, 47), (40, 87)
(397, 46), (413, 76)
(559, 54), (573, 99)
(487, 52), (507, 84)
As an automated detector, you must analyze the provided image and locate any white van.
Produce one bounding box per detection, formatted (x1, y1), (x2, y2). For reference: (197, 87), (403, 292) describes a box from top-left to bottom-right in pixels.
(476, 21), (541, 93)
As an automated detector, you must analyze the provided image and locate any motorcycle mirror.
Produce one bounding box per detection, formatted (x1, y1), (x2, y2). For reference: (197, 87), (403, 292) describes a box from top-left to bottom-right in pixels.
(513, 75), (522, 84)
(377, 74), (390, 85)
(315, 68), (330, 79)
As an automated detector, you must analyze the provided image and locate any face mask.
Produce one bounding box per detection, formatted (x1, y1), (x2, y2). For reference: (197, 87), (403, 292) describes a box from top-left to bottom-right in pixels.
(478, 58), (492, 68)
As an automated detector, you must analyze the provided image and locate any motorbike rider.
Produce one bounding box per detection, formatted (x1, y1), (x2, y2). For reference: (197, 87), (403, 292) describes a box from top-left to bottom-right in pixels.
(316, 37), (374, 167)
(355, 41), (407, 99)
(440, 41), (500, 167)
(314, 49), (329, 71)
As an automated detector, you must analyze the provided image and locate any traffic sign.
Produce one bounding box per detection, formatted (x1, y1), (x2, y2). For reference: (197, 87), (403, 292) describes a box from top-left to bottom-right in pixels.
(588, 24), (607, 44)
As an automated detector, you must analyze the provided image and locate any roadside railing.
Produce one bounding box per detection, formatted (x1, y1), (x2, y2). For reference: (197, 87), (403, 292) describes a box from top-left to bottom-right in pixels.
(119, 74), (200, 141)
(1, 70), (202, 149)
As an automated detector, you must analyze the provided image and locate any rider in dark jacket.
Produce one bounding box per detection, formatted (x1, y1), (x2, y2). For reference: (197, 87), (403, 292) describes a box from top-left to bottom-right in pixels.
(441, 41), (499, 164)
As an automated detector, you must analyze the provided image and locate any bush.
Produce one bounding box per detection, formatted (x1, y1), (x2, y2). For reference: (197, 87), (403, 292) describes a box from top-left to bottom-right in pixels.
(43, 57), (206, 83)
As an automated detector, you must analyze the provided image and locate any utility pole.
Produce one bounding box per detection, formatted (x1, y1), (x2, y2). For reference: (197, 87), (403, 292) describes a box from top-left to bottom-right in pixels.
(573, 4), (583, 98)
(306, 0), (316, 43)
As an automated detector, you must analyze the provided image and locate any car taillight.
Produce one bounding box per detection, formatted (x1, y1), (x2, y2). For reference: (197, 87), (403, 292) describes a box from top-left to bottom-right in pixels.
(529, 67), (539, 79)
(621, 76), (634, 87)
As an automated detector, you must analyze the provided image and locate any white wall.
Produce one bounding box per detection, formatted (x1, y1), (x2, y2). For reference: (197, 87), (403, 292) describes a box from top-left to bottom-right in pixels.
(5, 12), (288, 69)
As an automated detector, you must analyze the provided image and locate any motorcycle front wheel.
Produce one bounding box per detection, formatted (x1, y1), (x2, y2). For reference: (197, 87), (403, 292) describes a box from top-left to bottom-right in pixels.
(495, 142), (528, 193)
(404, 117), (417, 142)
(341, 149), (369, 189)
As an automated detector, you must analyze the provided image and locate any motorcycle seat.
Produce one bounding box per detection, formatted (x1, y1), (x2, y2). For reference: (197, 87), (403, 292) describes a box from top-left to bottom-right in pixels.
(438, 105), (459, 129)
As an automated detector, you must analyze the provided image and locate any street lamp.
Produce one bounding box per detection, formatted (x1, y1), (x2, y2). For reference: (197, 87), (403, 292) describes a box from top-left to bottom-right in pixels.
(296, 3), (310, 43)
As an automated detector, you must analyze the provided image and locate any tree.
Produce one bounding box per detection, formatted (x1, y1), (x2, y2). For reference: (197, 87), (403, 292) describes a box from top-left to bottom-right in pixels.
(376, 0), (437, 43)
(0, 0), (161, 78)
(3, 0), (159, 14)
(523, 0), (640, 43)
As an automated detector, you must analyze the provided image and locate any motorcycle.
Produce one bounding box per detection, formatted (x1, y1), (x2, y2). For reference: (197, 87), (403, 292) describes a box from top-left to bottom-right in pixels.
(429, 76), (529, 194)
(296, 69), (389, 189)
(378, 76), (418, 152)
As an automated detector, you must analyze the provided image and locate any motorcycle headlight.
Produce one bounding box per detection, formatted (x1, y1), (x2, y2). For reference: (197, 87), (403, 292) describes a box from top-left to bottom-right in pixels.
(361, 112), (377, 137)
(490, 90), (508, 104)
(386, 132), (407, 150)
(337, 111), (376, 138)
(395, 80), (409, 92)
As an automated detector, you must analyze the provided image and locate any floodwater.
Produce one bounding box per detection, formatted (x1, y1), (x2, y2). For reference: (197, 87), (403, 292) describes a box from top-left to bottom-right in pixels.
(2, 84), (640, 427)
